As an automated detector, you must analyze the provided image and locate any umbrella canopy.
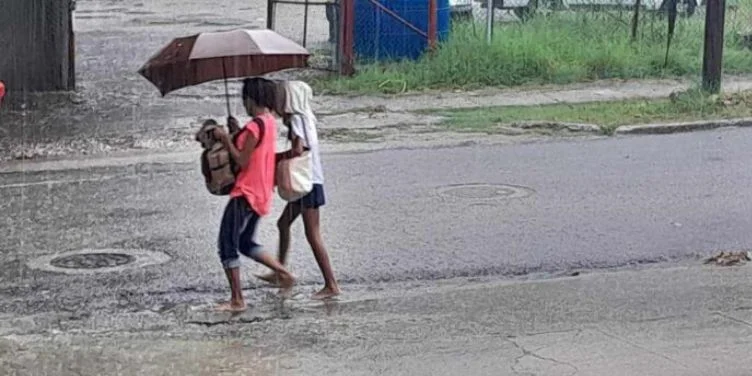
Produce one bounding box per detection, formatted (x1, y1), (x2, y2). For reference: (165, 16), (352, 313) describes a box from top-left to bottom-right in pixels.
(138, 29), (310, 96)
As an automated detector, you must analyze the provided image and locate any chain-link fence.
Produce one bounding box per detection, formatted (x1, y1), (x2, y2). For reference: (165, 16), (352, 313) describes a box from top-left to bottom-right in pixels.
(267, 0), (341, 71)
(439, 0), (751, 88)
(466, 0), (750, 46)
(721, 0), (751, 49)
(469, 0), (710, 39)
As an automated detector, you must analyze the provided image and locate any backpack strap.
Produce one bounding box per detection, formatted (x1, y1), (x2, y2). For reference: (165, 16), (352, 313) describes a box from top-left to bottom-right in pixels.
(252, 117), (265, 146)
(231, 117), (266, 148)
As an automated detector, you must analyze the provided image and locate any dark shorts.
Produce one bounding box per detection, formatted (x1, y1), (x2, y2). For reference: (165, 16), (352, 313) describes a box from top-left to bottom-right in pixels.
(293, 184), (326, 209)
(218, 197), (263, 269)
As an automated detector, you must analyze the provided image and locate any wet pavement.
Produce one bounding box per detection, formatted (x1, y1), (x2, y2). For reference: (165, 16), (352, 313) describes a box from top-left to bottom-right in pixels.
(2, 264), (752, 375)
(1, 128), (749, 302)
(4, 114), (752, 375)
(3, 126), (752, 337)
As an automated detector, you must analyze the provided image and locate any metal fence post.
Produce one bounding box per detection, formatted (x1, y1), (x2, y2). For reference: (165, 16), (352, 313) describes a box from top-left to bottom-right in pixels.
(267, 0), (275, 29)
(702, 0), (726, 93)
(340, 0), (355, 75)
(303, 0), (310, 47)
(486, 0), (495, 44)
(428, 0), (438, 50)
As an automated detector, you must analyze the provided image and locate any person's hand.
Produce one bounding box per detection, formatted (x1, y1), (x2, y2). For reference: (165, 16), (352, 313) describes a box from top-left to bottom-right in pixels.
(213, 127), (230, 144)
(227, 116), (240, 133)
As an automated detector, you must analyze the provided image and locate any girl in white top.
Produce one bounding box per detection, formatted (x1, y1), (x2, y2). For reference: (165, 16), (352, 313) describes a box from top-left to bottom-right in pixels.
(257, 80), (340, 299)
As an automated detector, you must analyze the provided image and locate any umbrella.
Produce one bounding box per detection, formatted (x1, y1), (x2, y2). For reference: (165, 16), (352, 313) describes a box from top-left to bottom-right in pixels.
(138, 28), (310, 115)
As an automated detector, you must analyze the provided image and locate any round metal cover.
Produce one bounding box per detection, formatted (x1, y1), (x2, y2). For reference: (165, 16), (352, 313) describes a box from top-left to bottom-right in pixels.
(437, 183), (534, 200)
(27, 248), (170, 275)
(50, 252), (136, 270)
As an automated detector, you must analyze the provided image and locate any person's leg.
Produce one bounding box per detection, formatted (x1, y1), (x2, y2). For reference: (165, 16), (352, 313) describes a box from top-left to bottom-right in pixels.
(235, 205), (297, 293)
(301, 206), (340, 299)
(249, 249), (296, 290)
(278, 203), (302, 265)
(256, 203), (301, 285)
(216, 198), (248, 312)
(219, 267), (244, 310)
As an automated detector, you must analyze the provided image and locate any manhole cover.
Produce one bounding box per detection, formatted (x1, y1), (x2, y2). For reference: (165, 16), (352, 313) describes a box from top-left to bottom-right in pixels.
(27, 248), (170, 275)
(50, 253), (136, 269)
(437, 183), (534, 200)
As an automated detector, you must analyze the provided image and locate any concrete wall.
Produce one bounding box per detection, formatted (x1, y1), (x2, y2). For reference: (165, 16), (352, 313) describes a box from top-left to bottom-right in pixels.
(0, 0), (75, 92)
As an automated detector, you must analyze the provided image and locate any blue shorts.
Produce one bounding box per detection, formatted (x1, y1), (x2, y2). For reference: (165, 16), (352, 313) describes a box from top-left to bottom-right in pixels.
(293, 184), (326, 209)
(218, 197), (263, 269)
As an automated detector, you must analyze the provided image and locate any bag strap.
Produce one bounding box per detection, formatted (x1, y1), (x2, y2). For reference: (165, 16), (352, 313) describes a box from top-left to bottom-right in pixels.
(232, 117), (266, 147)
(299, 116), (311, 148)
(284, 115), (310, 149)
(252, 117), (266, 146)
(286, 114), (310, 149)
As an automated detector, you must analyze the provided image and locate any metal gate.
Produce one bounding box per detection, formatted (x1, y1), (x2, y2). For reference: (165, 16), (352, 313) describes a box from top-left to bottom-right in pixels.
(266, 0), (342, 72)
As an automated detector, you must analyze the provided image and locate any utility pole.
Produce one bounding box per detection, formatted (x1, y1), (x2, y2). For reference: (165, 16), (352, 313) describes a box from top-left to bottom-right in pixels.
(702, 0), (726, 94)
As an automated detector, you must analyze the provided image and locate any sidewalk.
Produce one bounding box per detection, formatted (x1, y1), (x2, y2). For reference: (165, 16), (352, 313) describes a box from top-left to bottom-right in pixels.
(313, 75), (752, 115)
(2, 263), (751, 375)
(4, 76), (752, 163)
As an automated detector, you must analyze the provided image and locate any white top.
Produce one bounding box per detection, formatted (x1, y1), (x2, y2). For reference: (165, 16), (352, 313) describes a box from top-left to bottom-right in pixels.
(290, 114), (324, 184)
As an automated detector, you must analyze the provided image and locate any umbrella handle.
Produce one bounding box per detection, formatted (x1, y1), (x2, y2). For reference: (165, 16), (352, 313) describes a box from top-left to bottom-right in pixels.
(222, 59), (231, 116)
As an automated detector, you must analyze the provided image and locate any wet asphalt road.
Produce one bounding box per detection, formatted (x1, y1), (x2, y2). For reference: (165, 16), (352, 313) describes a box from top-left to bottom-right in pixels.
(2, 127), (752, 318)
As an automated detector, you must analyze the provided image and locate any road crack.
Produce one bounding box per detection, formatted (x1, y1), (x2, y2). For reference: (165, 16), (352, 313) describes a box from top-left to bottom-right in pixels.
(594, 328), (687, 368)
(507, 336), (580, 376)
(715, 311), (752, 328)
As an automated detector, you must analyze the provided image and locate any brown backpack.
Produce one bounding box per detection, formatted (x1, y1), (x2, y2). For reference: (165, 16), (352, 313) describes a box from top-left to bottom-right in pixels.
(196, 119), (265, 196)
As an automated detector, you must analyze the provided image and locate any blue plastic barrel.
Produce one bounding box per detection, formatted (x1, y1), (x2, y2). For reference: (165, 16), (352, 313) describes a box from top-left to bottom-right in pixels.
(354, 0), (451, 61)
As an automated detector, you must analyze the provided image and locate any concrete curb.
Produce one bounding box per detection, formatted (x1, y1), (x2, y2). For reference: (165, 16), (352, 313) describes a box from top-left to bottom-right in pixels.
(614, 118), (752, 135)
(509, 121), (602, 133)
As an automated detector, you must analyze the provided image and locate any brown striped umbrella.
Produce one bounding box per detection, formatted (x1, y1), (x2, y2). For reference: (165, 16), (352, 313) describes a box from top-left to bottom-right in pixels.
(138, 28), (310, 114)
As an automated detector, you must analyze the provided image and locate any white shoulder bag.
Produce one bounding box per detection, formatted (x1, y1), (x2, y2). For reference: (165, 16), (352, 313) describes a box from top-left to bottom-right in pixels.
(276, 118), (314, 201)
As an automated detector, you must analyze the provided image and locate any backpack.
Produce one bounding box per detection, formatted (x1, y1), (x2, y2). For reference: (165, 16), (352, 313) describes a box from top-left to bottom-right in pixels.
(196, 118), (265, 196)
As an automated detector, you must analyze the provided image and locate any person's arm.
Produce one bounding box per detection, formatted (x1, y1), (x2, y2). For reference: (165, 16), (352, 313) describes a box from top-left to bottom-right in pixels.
(275, 117), (306, 162)
(275, 137), (304, 163)
(215, 127), (257, 169)
(226, 116), (240, 134)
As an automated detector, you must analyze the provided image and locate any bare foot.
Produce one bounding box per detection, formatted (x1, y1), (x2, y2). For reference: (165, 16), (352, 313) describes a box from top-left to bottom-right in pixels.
(311, 286), (341, 300)
(254, 272), (280, 286)
(277, 273), (296, 297)
(214, 302), (247, 313)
